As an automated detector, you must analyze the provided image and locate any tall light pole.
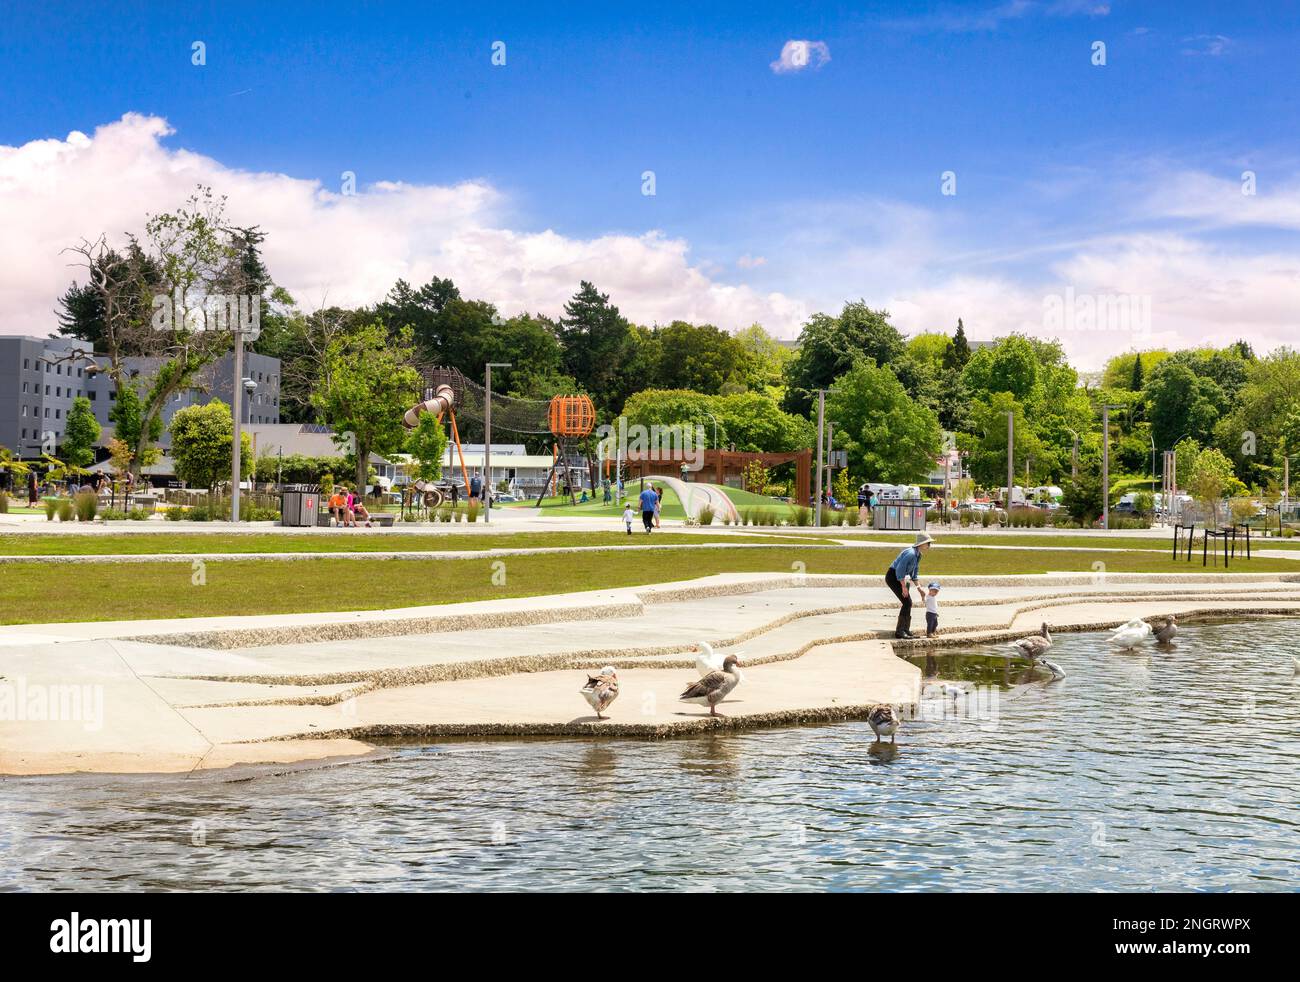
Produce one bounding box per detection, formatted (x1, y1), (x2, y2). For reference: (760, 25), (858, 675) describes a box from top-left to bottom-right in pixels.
(1066, 427), (1079, 479)
(826, 421), (836, 500)
(230, 334), (246, 523)
(1101, 404), (1123, 530)
(813, 388), (838, 526)
(483, 362), (511, 525)
(1006, 410), (1014, 514)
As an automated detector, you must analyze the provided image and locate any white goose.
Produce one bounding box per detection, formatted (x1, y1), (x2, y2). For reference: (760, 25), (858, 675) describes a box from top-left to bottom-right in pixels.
(1107, 618), (1151, 650)
(691, 641), (726, 677)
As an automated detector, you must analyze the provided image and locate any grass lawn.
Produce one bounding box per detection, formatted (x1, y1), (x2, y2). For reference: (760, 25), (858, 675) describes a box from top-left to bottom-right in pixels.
(2, 545), (1296, 624)
(720, 486), (802, 517)
(0, 529), (827, 556)
(502, 485), (688, 520)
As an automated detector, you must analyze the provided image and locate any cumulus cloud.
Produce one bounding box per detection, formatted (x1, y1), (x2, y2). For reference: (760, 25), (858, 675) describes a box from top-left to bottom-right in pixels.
(0, 114), (809, 338)
(769, 40), (830, 74)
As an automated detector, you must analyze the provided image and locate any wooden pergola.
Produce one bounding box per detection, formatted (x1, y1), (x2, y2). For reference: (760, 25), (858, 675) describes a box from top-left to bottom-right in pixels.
(624, 448), (812, 505)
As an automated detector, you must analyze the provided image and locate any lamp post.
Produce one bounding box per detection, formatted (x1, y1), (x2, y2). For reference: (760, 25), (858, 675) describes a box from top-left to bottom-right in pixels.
(1101, 404), (1123, 530)
(484, 362), (511, 525)
(813, 388), (838, 526)
(230, 334), (246, 523)
(1066, 428), (1079, 479)
(1006, 410), (1014, 514)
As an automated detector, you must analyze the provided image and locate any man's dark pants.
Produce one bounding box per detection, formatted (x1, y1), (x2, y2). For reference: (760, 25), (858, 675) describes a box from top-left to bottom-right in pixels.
(642, 510), (655, 532)
(885, 567), (912, 637)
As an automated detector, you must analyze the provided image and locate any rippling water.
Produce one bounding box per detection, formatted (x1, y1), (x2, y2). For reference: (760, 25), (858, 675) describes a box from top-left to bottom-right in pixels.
(3, 619), (1298, 892)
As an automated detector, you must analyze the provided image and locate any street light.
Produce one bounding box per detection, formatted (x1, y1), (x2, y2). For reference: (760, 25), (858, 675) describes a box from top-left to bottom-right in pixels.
(484, 362), (512, 525)
(1101, 404), (1124, 530)
(813, 388), (839, 526)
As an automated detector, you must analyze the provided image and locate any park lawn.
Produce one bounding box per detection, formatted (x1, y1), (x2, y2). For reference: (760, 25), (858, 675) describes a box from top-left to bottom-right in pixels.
(0, 529), (828, 556)
(503, 486), (688, 520)
(720, 486), (801, 517)
(1, 545), (1296, 624)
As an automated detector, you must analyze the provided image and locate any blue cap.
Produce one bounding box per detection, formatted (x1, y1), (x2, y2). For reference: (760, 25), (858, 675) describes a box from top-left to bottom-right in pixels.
(927, 581), (941, 590)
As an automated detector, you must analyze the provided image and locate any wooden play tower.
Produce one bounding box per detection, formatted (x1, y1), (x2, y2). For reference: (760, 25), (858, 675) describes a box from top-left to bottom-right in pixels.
(536, 395), (597, 506)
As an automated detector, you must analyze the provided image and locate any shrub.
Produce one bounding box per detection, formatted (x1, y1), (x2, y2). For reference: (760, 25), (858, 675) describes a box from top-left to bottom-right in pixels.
(792, 506), (812, 527)
(44, 497), (59, 520)
(74, 491), (98, 522)
(57, 499), (75, 522)
(99, 508), (129, 521)
(960, 510), (972, 527)
(0, 491), (7, 514)
(435, 505), (451, 523)
(165, 506), (189, 521)
(188, 504), (213, 521)
(128, 507), (149, 521)
(981, 509), (993, 527)
(467, 502), (480, 522)
(699, 505), (715, 526)
(845, 507), (861, 527)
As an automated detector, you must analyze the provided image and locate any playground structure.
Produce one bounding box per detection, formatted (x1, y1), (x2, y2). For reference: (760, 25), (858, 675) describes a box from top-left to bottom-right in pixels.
(401, 366), (599, 509)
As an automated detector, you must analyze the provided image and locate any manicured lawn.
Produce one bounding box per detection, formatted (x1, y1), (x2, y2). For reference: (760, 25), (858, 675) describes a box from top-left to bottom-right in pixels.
(1, 545), (1296, 624)
(502, 485), (688, 520)
(831, 531), (1300, 552)
(0, 529), (824, 556)
(720, 486), (802, 517)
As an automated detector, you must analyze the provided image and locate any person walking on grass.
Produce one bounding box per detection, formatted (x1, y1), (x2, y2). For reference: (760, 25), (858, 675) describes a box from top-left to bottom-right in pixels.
(885, 532), (934, 639)
(622, 500), (635, 535)
(653, 485), (663, 528)
(639, 484), (658, 533)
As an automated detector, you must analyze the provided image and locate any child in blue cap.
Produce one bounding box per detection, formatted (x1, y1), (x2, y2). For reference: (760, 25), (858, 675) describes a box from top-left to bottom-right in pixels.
(924, 581), (941, 638)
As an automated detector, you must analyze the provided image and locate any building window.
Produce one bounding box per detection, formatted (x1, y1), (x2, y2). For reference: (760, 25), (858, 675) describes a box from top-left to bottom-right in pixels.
(44, 385), (50, 395)
(21, 382), (27, 393)
(55, 409), (61, 419)
(23, 358), (29, 369)
(21, 406), (27, 417)
(88, 391), (96, 400)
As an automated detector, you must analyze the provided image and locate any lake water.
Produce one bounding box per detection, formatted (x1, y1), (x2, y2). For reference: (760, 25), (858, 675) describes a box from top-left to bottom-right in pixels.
(3, 618), (1298, 892)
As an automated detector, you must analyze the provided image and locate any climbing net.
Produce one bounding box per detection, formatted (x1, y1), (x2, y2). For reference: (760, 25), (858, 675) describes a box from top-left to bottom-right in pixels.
(413, 364), (554, 434)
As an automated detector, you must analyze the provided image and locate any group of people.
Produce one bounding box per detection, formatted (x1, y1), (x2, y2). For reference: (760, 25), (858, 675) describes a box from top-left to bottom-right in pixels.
(326, 486), (374, 528)
(622, 483), (664, 533)
(885, 532), (941, 639)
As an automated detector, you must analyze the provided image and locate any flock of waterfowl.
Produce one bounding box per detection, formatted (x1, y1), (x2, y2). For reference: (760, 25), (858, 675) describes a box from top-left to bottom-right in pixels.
(579, 611), (1298, 743)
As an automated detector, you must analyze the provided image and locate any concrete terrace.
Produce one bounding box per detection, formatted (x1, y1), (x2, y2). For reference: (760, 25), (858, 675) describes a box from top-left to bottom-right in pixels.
(4, 570), (1300, 777)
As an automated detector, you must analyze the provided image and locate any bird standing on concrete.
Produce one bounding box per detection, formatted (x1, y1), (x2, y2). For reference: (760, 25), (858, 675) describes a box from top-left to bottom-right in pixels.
(691, 641), (725, 677)
(679, 655), (744, 717)
(580, 666), (620, 720)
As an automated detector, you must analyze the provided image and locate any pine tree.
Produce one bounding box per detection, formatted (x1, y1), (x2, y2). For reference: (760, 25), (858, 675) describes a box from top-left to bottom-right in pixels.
(1130, 353), (1144, 391)
(943, 318), (971, 371)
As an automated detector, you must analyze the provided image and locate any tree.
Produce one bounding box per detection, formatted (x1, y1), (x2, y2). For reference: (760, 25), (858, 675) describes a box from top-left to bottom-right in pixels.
(405, 412), (449, 483)
(827, 359), (942, 483)
(170, 400), (251, 505)
(1185, 445), (1241, 526)
(312, 321), (422, 491)
(1144, 361), (1225, 450)
(61, 397), (101, 469)
(781, 302), (906, 416)
(942, 319), (971, 372)
(1062, 469), (1105, 526)
(966, 392), (1050, 488)
(1129, 353), (1144, 392)
(734, 323), (793, 397)
(650, 321), (753, 395)
(108, 381), (162, 469)
(558, 281), (635, 411)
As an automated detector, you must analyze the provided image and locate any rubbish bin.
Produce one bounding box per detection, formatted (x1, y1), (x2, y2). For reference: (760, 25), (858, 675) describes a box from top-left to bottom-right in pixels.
(280, 488), (320, 527)
(872, 498), (928, 531)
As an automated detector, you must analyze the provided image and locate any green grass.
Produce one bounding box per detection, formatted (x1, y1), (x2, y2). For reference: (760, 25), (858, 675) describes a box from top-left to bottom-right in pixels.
(2, 545), (1295, 625)
(0, 529), (825, 556)
(719, 486), (800, 516)
(502, 485), (688, 519)
(829, 531), (1300, 552)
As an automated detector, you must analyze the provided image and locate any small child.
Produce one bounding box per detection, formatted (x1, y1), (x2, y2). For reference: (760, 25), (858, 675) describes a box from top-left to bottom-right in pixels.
(622, 501), (634, 535)
(923, 581), (941, 638)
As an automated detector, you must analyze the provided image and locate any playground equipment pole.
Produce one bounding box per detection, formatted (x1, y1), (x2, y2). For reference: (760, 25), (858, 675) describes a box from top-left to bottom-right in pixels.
(484, 363), (511, 524)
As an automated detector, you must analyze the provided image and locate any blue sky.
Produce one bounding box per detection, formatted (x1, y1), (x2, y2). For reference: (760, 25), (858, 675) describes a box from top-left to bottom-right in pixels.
(2, 1), (1297, 365)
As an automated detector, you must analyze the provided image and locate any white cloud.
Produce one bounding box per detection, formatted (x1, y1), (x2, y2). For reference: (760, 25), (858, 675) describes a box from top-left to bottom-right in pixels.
(737, 254), (767, 268)
(769, 40), (830, 74)
(0, 114), (809, 338)
(1181, 34), (1232, 57)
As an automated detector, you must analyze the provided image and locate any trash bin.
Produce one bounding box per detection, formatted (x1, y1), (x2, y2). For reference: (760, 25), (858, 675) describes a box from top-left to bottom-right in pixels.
(872, 498), (928, 531)
(280, 488), (320, 527)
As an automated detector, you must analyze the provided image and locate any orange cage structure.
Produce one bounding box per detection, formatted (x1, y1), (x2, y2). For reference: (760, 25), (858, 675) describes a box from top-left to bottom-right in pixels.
(536, 394), (597, 506)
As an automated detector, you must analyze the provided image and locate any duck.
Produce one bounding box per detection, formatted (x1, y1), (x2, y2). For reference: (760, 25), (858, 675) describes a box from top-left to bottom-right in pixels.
(580, 666), (620, 720)
(1106, 618), (1151, 650)
(867, 704), (901, 743)
(691, 641), (725, 677)
(1034, 654), (1066, 681)
(1008, 622), (1053, 659)
(1153, 615), (1178, 644)
(1292, 656), (1300, 676)
(679, 654), (744, 717)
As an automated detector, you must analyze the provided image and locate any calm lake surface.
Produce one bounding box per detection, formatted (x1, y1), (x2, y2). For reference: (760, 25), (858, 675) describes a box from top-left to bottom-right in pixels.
(3, 619), (1298, 892)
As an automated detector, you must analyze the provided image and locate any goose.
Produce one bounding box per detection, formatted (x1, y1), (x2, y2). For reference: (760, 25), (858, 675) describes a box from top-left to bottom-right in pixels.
(1034, 654), (1066, 681)
(923, 682), (966, 701)
(1292, 656), (1300, 676)
(691, 641), (725, 677)
(1107, 619), (1151, 650)
(867, 704), (901, 743)
(580, 666), (620, 720)
(679, 654), (744, 717)
(1008, 622), (1053, 659)
(1153, 615), (1178, 644)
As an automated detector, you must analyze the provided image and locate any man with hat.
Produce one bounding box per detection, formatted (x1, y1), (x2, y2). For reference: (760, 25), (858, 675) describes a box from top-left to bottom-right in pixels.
(885, 532), (934, 639)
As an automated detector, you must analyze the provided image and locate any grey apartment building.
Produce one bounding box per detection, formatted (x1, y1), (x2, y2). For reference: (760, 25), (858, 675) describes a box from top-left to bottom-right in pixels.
(0, 335), (280, 458)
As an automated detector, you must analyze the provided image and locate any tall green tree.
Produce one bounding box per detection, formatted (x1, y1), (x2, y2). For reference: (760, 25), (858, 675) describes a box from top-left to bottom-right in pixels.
(781, 302), (906, 416)
(942, 318), (971, 372)
(557, 281), (635, 412)
(827, 359), (942, 483)
(312, 321), (422, 491)
(170, 400), (251, 505)
(61, 396), (101, 469)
